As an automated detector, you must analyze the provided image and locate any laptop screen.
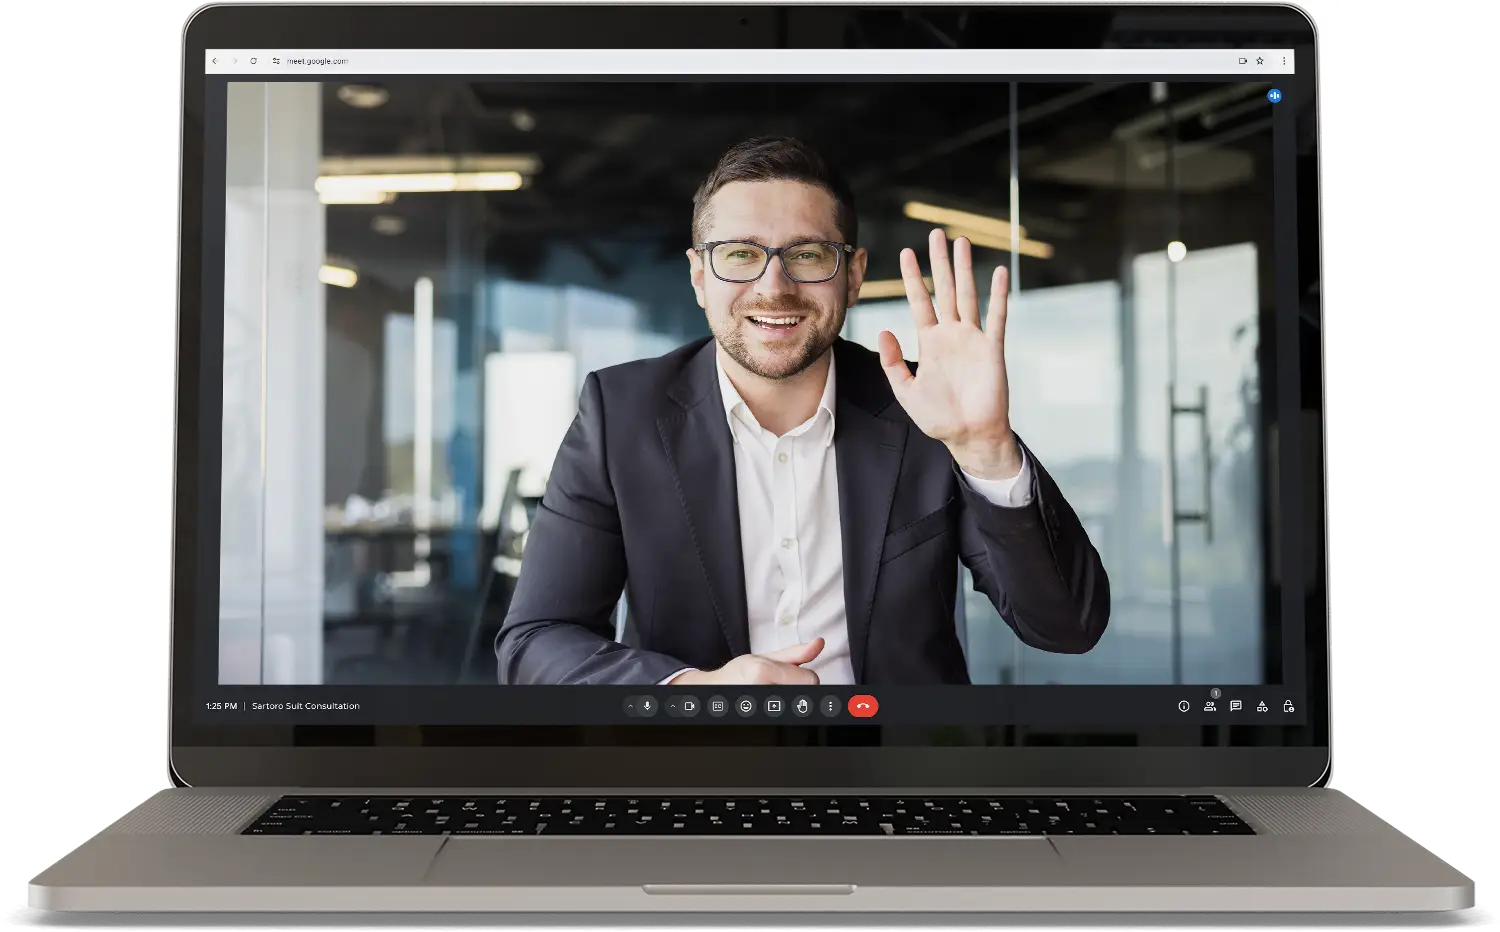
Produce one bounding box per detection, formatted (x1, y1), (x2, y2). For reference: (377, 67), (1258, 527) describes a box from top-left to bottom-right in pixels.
(192, 25), (1321, 743)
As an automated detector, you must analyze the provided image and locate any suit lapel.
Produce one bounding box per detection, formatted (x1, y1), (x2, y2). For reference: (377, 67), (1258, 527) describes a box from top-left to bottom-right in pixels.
(832, 339), (907, 682)
(657, 341), (751, 658)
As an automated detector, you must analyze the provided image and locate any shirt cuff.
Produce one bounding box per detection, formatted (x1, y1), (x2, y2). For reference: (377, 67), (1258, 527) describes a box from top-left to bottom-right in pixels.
(659, 667), (696, 685)
(959, 448), (1034, 507)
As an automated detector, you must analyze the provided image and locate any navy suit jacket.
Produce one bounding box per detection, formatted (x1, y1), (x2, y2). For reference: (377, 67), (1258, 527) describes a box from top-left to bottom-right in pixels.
(495, 336), (1110, 685)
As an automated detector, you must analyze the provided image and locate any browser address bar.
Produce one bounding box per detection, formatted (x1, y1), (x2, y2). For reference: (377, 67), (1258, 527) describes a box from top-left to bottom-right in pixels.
(204, 47), (1295, 76)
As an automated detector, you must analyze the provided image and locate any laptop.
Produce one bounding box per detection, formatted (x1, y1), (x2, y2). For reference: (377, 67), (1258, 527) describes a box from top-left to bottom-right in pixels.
(29, 2), (1474, 913)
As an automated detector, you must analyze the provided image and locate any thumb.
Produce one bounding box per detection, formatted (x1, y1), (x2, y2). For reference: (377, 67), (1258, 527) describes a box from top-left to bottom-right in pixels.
(877, 331), (914, 395)
(763, 637), (825, 666)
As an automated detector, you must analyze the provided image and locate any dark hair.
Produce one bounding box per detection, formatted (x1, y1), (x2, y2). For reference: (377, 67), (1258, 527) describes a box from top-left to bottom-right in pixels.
(691, 135), (858, 246)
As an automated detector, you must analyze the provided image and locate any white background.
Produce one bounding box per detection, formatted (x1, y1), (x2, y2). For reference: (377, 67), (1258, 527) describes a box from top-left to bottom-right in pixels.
(2, 0), (1496, 927)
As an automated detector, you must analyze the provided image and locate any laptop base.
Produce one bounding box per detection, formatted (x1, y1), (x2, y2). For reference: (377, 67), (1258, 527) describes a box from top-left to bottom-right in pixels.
(30, 787), (1473, 912)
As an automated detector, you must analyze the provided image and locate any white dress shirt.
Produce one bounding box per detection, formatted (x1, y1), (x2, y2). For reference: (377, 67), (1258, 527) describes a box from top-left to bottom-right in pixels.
(662, 352), (1032, 684)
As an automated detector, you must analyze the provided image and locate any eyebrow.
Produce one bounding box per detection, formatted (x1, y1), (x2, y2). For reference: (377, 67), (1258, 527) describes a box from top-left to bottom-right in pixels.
(716, 234), (839, 245)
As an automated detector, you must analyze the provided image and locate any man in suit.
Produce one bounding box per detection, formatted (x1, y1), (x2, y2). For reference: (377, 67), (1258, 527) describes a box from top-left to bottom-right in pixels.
(496, 136), (1109, 686)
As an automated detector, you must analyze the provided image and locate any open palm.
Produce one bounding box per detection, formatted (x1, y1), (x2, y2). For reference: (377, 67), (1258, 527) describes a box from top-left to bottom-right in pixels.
(877, 229), (1015, 471)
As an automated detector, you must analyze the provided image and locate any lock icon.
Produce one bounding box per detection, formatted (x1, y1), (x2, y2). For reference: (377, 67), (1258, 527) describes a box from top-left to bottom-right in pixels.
(1282, 700), (1295, 713)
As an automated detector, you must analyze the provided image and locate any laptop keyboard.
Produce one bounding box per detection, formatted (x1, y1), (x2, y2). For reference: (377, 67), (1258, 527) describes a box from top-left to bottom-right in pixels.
(244, 794), (1253, 836)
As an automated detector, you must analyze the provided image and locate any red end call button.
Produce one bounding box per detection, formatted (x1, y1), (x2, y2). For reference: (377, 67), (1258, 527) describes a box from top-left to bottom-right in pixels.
(848, 694), (879, 717)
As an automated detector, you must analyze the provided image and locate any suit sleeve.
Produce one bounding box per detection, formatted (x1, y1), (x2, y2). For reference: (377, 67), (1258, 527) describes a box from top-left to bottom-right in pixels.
(495, 372), (694, 685)
(954, 435), (1111, 653)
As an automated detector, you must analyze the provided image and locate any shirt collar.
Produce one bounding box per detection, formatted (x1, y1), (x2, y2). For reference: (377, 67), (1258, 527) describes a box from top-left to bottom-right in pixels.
(715, 349), (837, 447)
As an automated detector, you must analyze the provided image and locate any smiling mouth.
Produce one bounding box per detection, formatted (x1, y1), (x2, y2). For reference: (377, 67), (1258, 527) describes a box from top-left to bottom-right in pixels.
(746, 314), (806, 335)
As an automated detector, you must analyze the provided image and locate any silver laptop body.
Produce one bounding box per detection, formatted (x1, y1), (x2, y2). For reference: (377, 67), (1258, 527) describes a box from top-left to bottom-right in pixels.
(23, 0), (1476, 912)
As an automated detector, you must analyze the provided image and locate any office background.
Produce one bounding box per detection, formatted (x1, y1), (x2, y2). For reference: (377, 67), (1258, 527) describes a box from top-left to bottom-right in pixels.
(218, 77), (1282, 688)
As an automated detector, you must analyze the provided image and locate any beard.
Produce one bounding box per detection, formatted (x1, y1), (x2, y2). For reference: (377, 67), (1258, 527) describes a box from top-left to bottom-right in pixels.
(710, 291), (845, 381)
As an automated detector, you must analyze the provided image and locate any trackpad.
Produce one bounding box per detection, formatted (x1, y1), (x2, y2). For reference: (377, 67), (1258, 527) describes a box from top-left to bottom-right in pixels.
(424, 837), (1061, 888)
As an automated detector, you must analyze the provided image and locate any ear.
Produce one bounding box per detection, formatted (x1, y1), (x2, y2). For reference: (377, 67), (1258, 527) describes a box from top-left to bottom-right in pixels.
(844, 246), (870, 309)
(686, 247), (707, 309)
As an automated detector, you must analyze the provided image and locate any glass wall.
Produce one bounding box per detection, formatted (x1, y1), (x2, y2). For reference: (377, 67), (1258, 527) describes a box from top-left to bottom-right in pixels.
(850, 81), (1271, 686)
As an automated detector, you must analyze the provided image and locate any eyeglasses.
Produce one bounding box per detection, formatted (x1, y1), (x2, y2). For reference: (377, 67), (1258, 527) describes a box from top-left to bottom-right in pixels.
(694, 240), (855, 284)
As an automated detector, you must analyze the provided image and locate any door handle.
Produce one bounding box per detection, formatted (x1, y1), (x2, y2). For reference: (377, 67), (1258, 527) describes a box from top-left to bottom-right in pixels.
(1167, 383), (1213, 544)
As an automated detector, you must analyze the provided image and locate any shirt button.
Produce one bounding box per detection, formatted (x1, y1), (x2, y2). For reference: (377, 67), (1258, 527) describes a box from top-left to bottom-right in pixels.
(780, 614), (794, 626)
(780, 538), (794, 549)
(777, 452), (788, 463)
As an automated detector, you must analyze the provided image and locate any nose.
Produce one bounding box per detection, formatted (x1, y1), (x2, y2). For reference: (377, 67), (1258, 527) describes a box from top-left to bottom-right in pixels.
(751, 254), (797, 299)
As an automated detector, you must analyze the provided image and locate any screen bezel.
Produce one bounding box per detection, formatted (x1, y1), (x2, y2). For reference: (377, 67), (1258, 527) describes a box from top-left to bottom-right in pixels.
(170, 3), (1329, 789)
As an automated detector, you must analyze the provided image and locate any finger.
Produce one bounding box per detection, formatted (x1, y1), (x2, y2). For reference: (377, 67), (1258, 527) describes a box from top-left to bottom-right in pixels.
(794, 636), (825, 664)
(953, 236), (979, 326)
(928, 228), (957, 322)
(986, 264), (1009, 345)
(899, 247), (938, 329)
(877, 331), (914, 396)
(763, 637), (825, 666)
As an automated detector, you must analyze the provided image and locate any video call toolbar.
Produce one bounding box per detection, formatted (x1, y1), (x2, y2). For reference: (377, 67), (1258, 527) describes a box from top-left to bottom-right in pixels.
(198, 685), (1302, 726)
(619, 689), (1292, 722)
(624, 693), (880, 720)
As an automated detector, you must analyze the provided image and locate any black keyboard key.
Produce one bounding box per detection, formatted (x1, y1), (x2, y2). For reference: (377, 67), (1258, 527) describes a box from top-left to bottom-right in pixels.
(243, 794), (1253, 837)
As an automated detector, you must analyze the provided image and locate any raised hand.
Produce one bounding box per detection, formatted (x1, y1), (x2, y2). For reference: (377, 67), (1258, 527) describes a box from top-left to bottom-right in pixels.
(877, 229), (1023, 480)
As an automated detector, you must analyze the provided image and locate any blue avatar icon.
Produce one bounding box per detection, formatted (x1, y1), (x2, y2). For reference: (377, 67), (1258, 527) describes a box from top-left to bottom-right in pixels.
(1267, 88), (1283, 103)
